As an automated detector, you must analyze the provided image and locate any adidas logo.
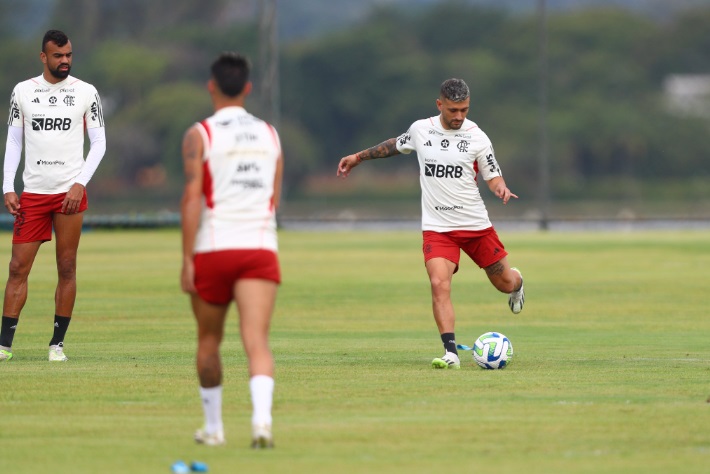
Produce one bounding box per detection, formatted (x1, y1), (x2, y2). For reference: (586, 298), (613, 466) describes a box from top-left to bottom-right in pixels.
(424, 140), (432, 146)
(32, 98), (40, 103)
(55, 322), (59, 327)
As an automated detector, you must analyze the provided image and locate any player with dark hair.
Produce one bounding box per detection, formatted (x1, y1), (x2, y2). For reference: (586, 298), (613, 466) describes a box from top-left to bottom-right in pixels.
(1, 29), (106, 362)
(337, 78), (524, 369)
(181, 52), (283, 448)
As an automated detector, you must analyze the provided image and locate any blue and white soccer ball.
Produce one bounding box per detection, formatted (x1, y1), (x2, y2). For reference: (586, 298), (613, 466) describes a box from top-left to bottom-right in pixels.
(472, 332), (513, 369)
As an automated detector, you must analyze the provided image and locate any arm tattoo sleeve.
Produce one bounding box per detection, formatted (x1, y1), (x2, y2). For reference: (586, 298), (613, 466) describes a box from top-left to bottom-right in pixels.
(356, 137), (401, 161)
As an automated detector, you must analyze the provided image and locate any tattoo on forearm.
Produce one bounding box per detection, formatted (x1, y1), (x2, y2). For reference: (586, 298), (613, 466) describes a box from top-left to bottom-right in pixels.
(357, 138), (400, 161)
(485, 261), (505, 276)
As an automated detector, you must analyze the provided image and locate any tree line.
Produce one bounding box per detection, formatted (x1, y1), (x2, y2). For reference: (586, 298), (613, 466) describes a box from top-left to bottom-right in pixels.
(1, 0), (708, 213)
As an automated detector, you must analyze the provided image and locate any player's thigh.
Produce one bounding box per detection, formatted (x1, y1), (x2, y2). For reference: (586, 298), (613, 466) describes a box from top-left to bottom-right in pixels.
(53, 212), (84, 260)
(191, 293), (229, 341)
(425, 257), (457, 290)
(234, 279), (277, 340)
(8, 241), (43, 276)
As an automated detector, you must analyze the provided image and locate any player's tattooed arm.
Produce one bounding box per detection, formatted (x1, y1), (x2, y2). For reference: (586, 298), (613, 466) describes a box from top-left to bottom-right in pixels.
(356, 138), (401, 161)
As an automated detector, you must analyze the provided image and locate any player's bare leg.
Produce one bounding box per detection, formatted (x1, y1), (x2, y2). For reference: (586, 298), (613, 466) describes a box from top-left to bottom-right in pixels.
(235, 278), (277, 448)
(53, 212), (83, 316)
(484, 257), (524, 314)
(48, 212), (84, 361)
(191, 295), (228, 445)
(1, 241), (42, 360)
(3, 241), (42, 317)
(426, 257), (461, 369)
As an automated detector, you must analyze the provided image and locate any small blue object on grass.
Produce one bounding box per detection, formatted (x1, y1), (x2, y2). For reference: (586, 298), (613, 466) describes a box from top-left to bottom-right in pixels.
(190, 461), (209, 472)
(171, 460), (190, 473)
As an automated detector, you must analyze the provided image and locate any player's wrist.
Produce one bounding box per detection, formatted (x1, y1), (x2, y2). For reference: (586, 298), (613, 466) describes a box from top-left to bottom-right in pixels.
(355, 153), (363, 163)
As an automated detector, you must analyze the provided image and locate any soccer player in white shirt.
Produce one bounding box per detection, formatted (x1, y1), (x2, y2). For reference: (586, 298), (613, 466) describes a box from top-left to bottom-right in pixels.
(181, 53), (283, 448)
(337, 78), (524, 370)
(0, 30), (106, 363)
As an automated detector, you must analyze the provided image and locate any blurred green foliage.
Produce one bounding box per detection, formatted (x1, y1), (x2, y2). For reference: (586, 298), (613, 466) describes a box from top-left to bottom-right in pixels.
(0, 1), (708, 215)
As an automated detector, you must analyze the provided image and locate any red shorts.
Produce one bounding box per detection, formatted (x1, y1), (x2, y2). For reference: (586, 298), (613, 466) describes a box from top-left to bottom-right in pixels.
(422, 228), (508, 272)
(13, 191), (88, 244)
(194, 249), (281, 305)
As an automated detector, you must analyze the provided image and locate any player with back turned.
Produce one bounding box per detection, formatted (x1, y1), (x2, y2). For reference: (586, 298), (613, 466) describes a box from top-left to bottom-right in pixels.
(337, 78), (525, 369)
(180, 53), (283, 448)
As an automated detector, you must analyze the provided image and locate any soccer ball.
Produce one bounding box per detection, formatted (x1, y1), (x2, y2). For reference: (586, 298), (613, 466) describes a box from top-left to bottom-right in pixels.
(472, 332), (513, 369)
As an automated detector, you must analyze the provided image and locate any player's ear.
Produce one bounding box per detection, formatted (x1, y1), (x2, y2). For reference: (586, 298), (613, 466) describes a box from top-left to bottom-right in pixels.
(40, 51), (47, 65)
(436, 98), (443, 112)
(243, 81), (253, 97)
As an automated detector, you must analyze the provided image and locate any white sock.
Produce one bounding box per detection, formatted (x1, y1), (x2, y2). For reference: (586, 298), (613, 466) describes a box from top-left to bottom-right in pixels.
(199, 385), (223, 434)
(250, 375), (274, 426)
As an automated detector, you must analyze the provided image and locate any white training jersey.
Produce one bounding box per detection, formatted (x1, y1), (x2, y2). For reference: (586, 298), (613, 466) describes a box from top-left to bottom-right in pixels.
(396, 116), (502, 232)
(7, 74), (104, 193)
(193, 106), (281, 254)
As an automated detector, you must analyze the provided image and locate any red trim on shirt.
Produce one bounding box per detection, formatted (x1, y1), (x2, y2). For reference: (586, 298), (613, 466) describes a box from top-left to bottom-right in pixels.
(199, 120), (215, 209)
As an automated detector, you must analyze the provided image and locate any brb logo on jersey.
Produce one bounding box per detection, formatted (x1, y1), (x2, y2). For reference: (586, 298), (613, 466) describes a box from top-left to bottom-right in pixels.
(32, 117), (72, 131)
(425, 163), (463, 179)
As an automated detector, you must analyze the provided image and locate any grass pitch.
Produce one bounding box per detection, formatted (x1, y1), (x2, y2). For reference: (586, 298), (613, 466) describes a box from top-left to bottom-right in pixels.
(0, 228), (708, 473)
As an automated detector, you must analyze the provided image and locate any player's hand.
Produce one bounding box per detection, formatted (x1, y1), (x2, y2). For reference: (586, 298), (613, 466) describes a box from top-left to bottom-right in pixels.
(181, 257), (197, 294)
(495, 186), (518, 205)
(337, 154), (361, 178)
(3, 192), (20, 216)
(62, 183), (85, 214)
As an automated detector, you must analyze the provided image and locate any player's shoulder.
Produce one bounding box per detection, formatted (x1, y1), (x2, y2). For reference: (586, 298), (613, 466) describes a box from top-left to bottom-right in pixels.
(63, 76), (98, 93)
(461, 120), (491, 142)
(13, 76), (43, 92)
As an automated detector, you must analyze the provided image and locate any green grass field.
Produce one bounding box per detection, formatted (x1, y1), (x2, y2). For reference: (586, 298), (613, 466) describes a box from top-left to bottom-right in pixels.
(0, 228), (708, 474)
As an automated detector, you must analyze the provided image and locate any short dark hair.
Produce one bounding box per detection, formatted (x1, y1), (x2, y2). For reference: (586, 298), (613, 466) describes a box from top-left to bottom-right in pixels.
(440, 78), (470, 102)
(211, 52), (250, 98)
(42, 30), (69, 52)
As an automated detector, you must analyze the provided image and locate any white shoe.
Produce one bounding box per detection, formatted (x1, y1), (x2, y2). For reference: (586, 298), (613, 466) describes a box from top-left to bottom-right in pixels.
(49, 345), (68, 362)
(508, 267), (525, 314)
(432, 351), (460, 369)
(251, 423), (274, 449)
(194, 427), (225, 446)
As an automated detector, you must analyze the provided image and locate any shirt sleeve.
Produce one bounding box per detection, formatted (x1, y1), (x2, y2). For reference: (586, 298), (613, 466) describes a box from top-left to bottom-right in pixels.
(395, 126), (416, 154)
(7, 87), (22, 128)
(3, 126), (23, 194)
(74, 126), (106, 186)
(84, 86), (105, 129)
(476, 140), (503, 181)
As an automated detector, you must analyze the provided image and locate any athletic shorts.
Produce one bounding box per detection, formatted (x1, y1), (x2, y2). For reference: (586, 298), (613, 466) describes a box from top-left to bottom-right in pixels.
(13, 191), (88, 244)
(193, 249), (281, 305)
(422, 228), (508, 272)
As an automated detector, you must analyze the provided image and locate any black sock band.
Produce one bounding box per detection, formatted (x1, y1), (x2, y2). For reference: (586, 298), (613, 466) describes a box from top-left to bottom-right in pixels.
(1, 315), (19, 348)
(441, 332), (458, 355)
(49, 315), (71, 347)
